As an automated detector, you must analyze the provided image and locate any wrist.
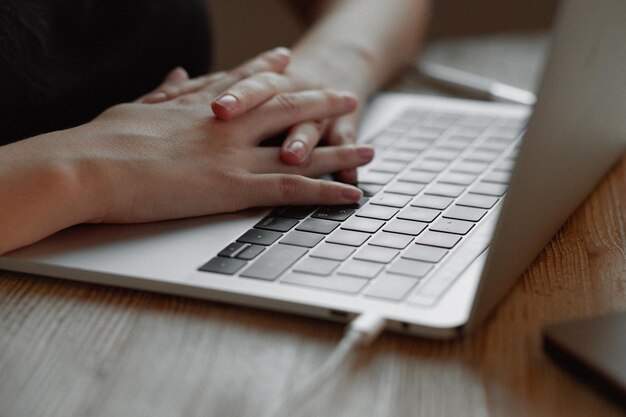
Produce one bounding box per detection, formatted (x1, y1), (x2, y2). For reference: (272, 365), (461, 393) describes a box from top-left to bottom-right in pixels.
(289, 42), (377, 98)
(34, 125), (111, 225)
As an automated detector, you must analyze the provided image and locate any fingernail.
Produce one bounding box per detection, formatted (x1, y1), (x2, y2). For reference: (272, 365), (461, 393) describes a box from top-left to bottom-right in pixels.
(285, 140), (306, 162)
(213, 94), (239, 113)
(357, 146), (374, 161)
(341, 92), (358, 110)
(144, 91), (168, 103)
(341, 186), (363, 202)
(273, 47), (291, 59)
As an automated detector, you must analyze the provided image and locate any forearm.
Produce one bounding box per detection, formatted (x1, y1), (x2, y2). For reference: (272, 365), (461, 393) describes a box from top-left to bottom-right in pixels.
(289, 0), (431, 95)
(0, 129), (100, 254)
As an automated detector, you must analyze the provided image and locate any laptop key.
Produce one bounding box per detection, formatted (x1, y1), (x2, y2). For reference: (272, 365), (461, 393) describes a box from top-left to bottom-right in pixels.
(357, 183), (383, 197)
(296, 218), (340, 234)
(364, 273), (419, 301)
(417, 159), (449, 172)
(199, 257), (247, 275)
(398, 207), (441, 223)
(341, 217), (385, 234)
(356, 205), (398, 221)
(337, 260), (384, 279)
(236, 244), (265, 260)
(438, 172), (477, 186)
(482, 171), (511, 184)
(425, 183), (465, 198)
(387, 258), (433, 278)
(326, 229), (370, 247)
(370, 193), (412, 208)
(254, 216), (299, 232)
(453, 160), (489, 174)
(354, 245), (399, 264)
(402, 244), (448, 263)
(273, 206), (316, 220)
(457, 194), (499, 209)
(293, 257), (340, 276)
(240, 245), (307, 281)
(470, 182), (508, 196)
(311, 243), (355, 261)
(398, 170), (436, 184)
(281, 272), (368, 294)
(430, 218), (474, 235)
(280, 231), (324, 248)
(358, 171), (394, 185)
(411, 195), (453, 210)
(416, 231), (461, 249)
(237, 229), (282, 246)
(382, 219), (427, 236)
(384, 182), (424, 196)
(313, 206), (355, 221)
(444, 205), (487, 222)
(218, 241), (248, 258)
(368, 232), (414, 249)
(369, 160), (407, 173)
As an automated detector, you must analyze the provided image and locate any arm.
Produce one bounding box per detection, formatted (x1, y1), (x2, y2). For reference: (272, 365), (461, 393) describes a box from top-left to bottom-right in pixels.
(288, 0), (431, 100)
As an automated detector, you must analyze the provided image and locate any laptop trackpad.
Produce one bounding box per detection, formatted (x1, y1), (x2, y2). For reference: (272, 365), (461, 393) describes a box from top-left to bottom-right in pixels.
(3, 209), (266, 281)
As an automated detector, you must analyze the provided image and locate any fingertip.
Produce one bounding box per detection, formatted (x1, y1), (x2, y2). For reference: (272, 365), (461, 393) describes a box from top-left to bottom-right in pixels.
(143, 91), (168, 104)
(211, 94), (239, 119)
(340, 92), (359, 112)
(340, 185), (363, 203)
(165, 67), (189, 84)
(280, 140), (307, 165)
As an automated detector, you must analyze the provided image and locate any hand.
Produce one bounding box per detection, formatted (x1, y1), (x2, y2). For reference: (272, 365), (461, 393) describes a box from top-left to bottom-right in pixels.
(210, 59), (366, 184)
(73, 87), (372, 225)
(142, 48), (367, 184)
(138, 47), (292, 105)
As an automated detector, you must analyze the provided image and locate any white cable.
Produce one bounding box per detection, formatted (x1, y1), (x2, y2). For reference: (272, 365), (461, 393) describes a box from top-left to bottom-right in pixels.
(263, 313), (386, 417)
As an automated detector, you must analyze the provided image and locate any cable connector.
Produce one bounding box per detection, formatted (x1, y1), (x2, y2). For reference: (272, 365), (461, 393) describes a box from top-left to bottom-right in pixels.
(346, 312), (387, 346)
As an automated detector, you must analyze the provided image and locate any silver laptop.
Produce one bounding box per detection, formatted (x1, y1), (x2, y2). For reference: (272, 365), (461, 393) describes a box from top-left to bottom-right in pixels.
(2, 0), (624, 338)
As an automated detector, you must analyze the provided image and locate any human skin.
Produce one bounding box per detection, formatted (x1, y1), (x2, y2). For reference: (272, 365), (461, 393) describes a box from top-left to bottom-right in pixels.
(215, 0), (431, 182)
(148, 0), (431, 182)
(0, 50), (372, 255)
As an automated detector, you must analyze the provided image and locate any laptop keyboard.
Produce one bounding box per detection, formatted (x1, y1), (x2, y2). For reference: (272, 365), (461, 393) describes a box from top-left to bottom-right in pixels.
(198, 108), (527, 306)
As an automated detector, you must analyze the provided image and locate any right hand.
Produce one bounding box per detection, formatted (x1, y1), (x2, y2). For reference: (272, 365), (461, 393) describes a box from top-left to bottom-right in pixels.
(72, 86), (373, 225)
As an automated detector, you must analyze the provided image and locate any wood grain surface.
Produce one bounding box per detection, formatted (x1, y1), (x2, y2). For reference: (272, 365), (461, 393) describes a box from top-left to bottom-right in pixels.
(1, 34), (625, 417)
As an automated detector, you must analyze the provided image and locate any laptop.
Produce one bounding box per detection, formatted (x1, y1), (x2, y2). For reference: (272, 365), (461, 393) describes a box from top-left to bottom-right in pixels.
(1, 0), (624, 339)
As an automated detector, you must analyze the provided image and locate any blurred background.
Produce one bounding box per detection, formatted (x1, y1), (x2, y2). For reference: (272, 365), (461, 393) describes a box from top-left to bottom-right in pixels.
(206, 0), (559, 70)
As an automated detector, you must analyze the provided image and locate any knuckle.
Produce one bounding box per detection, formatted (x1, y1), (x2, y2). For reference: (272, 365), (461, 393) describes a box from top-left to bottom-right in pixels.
(277, 175), (301, 201)
(257, 72), (282, 91)
(230, 67), (252, 80)
(276, 93), (301, 115)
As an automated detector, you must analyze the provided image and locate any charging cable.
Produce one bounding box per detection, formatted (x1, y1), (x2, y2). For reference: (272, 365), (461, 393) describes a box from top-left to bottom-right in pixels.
(263, 313), (386, 417)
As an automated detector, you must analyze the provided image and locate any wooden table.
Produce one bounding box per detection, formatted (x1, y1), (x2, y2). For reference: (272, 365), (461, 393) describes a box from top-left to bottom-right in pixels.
(2, 34), (625, 417)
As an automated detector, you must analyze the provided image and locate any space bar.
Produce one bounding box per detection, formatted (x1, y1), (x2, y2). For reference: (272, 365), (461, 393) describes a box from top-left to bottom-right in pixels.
(240, 244), (307, 281)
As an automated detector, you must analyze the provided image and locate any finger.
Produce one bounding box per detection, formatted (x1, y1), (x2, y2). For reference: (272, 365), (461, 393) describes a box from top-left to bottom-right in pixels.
(203, 47), (291, 98)
(142, 47), (290, 105)
(139, 67), (190, 103)
(328, 114), (360, 184)
(280, 120), (329, 165)
(253, 145), (375, 178)
(245, 174), (363, 207)
(212, 72), (293, 120)
(243, 90), (359, 143)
